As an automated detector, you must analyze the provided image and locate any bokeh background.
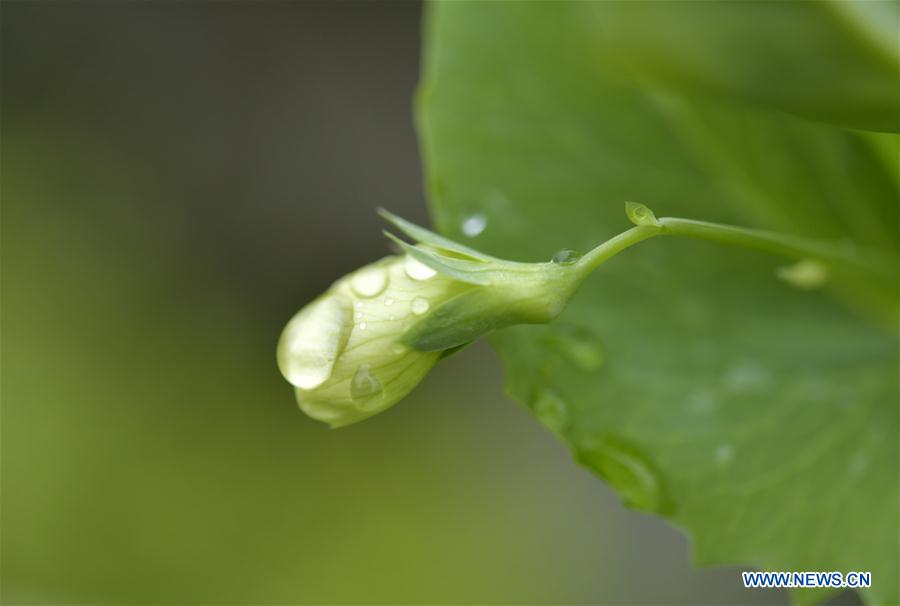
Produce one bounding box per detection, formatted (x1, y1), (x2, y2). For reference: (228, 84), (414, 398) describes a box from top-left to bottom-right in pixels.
(1, 3), (856, 604)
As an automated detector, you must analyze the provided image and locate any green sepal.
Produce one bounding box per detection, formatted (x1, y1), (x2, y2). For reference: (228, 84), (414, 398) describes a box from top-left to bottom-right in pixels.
(438, 341), (474, 360)
(382, 231), (492, 285)
(402, 268), (576, 352)
(402, 289), (509, 351)
(378, 207), (495, 261)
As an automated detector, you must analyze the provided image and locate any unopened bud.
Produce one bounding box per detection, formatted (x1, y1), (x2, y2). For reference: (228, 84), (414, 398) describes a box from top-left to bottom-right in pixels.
(277, 210), (579, 427)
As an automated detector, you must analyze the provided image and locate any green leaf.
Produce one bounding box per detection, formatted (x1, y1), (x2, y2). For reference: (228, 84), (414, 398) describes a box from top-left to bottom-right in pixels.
(580, 0), (900, 133)
(418, 2), (899, 604)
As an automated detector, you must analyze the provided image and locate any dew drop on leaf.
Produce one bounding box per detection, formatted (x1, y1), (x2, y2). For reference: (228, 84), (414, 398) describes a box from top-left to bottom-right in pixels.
(531, 390), (570, 434)
(549, 324), (605, 371)
(714, 444), (735, 466)
(723, 361), (771, 393)
(350, 364), (383, 401)
(461, 212), (487, 237)
(686, 389), (717, 415)
(576, 437), (671, 514)
(411, 297), (430, 315)
(350, 265), (389, 298)
(550, 249), (582, 266)
(847, 452), (868, 476)
(277, 294), (352, 390)
(383, 295), (395, 306)
(776, 258), (829, 290)
(405, 256), (437, 280)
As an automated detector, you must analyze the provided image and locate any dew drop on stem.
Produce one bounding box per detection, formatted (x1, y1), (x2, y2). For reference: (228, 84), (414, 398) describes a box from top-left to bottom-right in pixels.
(551, 249), (582, 266)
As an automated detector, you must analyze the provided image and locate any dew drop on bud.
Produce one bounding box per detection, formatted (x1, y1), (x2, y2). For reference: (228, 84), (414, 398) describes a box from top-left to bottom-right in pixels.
(411, 297), (430, 315)
(625, 201), (660, 227)
(461, 213), (487, 237)
(277, 295), (352, 390)
(405, 256), (437, 281)
(551, 249), (582, 266)
(350, 266), (389, 298)
(350, 364), (383, 401)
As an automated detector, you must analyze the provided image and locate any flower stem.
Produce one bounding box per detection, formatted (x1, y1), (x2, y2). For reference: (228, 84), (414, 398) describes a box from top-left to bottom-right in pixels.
(575, 211), (892, 281)
(657, 217), (878, 272)
(574, 225), (662, 276)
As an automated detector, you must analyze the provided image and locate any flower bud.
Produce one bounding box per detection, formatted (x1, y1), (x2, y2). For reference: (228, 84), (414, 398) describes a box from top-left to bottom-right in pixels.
(277, 254), (470, 427)
(277, 210), (581, 427)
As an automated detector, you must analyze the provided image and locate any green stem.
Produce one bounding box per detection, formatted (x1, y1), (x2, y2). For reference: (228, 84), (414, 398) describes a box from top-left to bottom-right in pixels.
(575, 225), (662, 276)
(657, 217), (872, 271)
(575, 213), (891, 281)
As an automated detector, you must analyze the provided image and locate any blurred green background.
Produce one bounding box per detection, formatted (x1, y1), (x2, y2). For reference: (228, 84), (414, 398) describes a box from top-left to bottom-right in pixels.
(0, 3), (853, 604)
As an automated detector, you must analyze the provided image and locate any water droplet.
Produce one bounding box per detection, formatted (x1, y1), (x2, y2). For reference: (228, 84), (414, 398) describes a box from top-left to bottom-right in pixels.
(383, 295), (395, 306)
(277, 295), (352, 390)
(461, 213), (487, 237)
(551, 249), (582, 266)
(405, 256), (437, 280)
(548, 324), (604, 371)
(847, 451), (867, 476)
(624, 201), (660, 227)
(686, 389), (717, 415)
(723, 361), (771, 393)
(391, 343), (407, 355)
(388, 314), (396, 321)
(776, 259), (828, 290)
(358, 321), (367, 330)
(714, 444), (735, 466)
(355, 301), (364, 309)
(354, 311), (364, 321)
(577, 437), (671, 514)
(411, 297), (430, 315)
(350, 364), (383, 401)
(531, 390), (570, 434)
(350, 265), (389, 298)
